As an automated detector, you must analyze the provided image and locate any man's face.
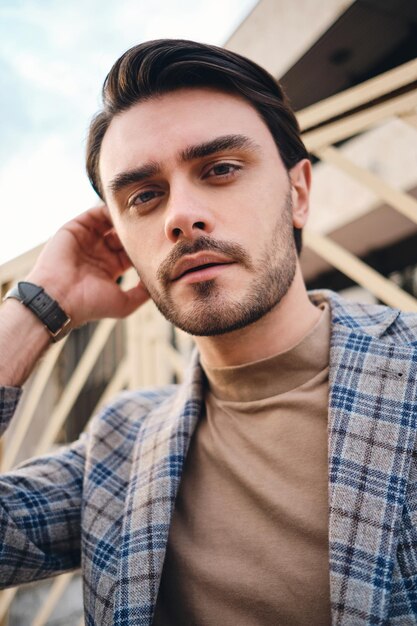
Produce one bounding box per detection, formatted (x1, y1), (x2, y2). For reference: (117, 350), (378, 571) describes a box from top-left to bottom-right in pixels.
(100, 88), (306, 336)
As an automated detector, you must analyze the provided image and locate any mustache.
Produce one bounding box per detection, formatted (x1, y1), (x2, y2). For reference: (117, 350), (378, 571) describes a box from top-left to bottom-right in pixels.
(157, 235), (253, 285)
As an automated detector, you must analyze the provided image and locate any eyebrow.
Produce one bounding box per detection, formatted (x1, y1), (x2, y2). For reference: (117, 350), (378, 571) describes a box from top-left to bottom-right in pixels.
(108, 162), (160, 195)
(107, 134), (260, 196)
(180, 134), (260, 161)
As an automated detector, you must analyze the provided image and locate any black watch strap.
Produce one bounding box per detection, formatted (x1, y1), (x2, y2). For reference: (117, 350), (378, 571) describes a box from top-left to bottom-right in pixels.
(3, 281), (71, 342)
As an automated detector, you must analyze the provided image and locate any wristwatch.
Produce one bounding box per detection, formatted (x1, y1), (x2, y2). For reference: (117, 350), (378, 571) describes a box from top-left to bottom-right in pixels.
(3, 281), (71, 342)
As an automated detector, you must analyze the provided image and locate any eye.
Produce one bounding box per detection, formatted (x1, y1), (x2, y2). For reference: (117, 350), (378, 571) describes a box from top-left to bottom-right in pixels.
(204, 162), (242, 179)
(128, 188), (164, 208)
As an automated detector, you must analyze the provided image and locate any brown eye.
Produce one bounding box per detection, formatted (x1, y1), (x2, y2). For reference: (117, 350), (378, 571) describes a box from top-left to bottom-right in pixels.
(213, 164), (233, 175)
(205, 163), (241, 178)
(130, 189), (163, 207)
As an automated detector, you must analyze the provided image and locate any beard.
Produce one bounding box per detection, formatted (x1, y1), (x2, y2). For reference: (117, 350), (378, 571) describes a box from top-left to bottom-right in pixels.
(141, 191), (297, 336)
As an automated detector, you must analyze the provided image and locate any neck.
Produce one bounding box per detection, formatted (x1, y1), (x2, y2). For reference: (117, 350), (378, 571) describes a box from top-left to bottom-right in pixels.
(195, 266), (321, 368)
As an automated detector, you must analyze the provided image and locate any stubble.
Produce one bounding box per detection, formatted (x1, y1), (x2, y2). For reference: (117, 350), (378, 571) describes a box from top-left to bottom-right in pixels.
(141, 191), (297, 336)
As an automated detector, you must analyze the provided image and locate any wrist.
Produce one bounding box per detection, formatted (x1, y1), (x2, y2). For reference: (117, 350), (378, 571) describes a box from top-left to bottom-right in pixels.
(0, 299), (51, 386)
(25, 271), (72, 317)
(3, 281), (72, 342)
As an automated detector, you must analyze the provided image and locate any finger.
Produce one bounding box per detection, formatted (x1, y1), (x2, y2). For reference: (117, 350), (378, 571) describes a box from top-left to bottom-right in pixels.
(89, 204), (115, 233)
(117, 249), (134, 273)
(72, 205), (114, 237)
(104, 229), (124, 252)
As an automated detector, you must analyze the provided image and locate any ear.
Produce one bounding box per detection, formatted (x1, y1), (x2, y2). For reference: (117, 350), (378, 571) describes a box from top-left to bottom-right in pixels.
(289, 159), (311, 229)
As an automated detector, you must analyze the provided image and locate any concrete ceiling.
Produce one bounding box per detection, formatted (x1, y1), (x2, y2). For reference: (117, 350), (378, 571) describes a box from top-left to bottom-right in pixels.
(225, 0), (417, 284)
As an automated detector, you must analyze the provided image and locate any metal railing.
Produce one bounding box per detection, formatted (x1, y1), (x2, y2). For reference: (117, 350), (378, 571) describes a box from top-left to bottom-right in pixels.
(1, 57), (417, 624)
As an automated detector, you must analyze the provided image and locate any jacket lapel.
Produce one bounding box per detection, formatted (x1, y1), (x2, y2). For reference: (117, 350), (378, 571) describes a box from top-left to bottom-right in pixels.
(112, 290), (417, 625)
(113, 352), (204, 626)
(324, 293), (417, 625)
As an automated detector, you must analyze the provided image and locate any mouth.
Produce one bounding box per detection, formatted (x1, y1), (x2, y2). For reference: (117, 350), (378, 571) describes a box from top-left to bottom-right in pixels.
(170, 254), (235, 283)
(174, 261), (232, 281)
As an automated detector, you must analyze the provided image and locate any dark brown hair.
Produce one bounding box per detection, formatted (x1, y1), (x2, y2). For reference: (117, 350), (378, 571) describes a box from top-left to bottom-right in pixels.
(86, 39), (308, 254)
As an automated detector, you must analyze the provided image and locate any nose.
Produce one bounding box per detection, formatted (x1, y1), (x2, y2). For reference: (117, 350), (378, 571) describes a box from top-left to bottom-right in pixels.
(164, 183), (215, 243)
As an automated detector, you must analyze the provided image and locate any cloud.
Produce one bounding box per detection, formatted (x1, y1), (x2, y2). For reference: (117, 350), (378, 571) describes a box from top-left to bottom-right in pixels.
(0, 0), (257, 264)
(0, 133), (97, 263)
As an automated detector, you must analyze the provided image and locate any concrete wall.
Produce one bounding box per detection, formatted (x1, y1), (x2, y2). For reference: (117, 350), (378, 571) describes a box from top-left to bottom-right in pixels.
(225, 0), (354, 78)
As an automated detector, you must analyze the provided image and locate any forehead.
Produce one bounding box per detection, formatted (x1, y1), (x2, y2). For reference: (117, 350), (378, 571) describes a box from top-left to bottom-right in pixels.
(99, 88), (276, 184)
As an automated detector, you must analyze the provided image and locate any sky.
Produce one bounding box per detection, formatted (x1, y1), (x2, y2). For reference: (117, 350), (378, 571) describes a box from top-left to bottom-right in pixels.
(0, 0), (258, 264)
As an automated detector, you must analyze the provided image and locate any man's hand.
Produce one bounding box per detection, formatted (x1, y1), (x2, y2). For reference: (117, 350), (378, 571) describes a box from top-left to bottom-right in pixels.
(26, 205), (149, 327)
(0, 206), (149, 387)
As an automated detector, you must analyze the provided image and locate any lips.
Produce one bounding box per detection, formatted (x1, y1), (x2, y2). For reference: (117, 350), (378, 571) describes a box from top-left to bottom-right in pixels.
(171, 253), (234, 281)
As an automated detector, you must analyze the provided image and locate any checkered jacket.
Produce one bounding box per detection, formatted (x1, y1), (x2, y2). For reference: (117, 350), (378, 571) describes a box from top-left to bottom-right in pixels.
(1, 290), (417, 625)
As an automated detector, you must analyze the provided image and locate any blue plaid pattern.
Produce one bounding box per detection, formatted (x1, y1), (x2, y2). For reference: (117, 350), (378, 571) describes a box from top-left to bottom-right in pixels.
(1, 290), (417, 625)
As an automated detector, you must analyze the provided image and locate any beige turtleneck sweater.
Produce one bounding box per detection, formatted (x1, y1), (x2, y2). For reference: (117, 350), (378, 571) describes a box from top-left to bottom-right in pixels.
(154, 304), (331, 625)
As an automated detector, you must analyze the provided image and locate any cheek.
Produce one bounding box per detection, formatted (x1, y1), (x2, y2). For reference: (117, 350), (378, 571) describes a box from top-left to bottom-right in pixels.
(111, 224), (148, 276)
(116, 229), (137, 263)
(113, 213), (164, 266)
(126, 241), (160, 286)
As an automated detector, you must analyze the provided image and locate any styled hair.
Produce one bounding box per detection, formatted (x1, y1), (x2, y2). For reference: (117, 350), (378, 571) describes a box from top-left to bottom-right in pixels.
(86, 39), (309, 254)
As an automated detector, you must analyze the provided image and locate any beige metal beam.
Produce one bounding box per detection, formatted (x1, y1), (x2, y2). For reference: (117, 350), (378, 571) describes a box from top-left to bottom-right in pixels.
(0, 588), (17, 623)
(315, 145), (417, 225)
(298, 58), (417, 130)
(1, 340), (68, 472)
(0, 245), (42, 285)
(304, 230), (417, 312)
(32, 572), (75, 626)
(90, 357), (128, 418)
(35, 318), (116, 456)
(160, 342), (187, 383)
(400, 111), (417, 132)
(303, 90), (417, 152)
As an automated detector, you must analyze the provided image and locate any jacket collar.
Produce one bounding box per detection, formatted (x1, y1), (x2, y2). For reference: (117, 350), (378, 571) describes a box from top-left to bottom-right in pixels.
(309, 289), (401, 338)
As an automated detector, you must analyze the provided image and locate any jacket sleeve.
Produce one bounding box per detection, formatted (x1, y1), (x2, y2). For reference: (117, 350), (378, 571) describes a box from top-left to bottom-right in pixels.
(0, 386), (85, 588)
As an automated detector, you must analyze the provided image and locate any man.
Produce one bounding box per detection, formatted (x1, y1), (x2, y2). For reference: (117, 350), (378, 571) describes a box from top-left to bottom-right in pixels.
(0, 39), (416, 626)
